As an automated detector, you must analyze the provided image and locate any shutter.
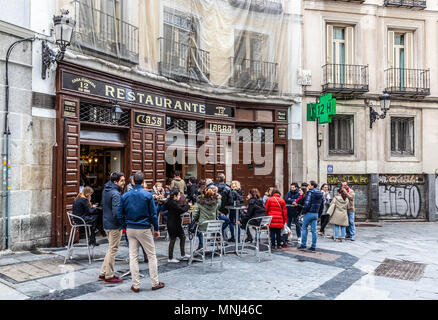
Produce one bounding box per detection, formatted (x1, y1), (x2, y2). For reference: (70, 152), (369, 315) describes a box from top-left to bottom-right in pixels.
(326, 25), (333, 85)
(326, 24), (333, 64)
(405, 31), (414, 88)
(346, 26), (354, 85)
(387, 30), (395, 89)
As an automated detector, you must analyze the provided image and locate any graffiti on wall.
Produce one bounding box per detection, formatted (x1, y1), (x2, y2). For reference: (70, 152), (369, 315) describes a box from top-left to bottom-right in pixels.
(327, 174), (369, 185)
(378, 175), (425, 219)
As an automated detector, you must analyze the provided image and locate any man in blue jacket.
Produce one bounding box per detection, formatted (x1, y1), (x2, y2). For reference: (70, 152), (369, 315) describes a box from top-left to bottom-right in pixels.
(298, 181), (324, 252)
(118, 171), (165, 293)
(284, 183), (301, 241)
(98, 172), (125, 284)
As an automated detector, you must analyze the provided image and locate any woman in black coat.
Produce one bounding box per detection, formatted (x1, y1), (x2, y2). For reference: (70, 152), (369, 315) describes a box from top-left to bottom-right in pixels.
(164, 189), (190, 263)
(239, 188), (266, 243)
(72, 186), (103, 246)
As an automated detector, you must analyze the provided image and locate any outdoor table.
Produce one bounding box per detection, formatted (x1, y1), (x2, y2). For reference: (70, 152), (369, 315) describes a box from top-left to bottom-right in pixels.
(224, 205), (247, 256)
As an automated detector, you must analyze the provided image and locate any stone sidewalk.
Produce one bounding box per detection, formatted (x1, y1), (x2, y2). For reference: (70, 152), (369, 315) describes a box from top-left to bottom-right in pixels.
(0, 222), (437, 300)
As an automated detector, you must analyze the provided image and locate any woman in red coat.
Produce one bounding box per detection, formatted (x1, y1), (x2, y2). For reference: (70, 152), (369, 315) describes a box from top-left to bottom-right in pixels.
(265, 188), (287, 250)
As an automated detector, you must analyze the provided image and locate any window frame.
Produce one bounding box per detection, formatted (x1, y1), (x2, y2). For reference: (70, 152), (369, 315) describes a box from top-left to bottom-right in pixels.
(328, 114), (355, 155)
(390, 116), (415, 156)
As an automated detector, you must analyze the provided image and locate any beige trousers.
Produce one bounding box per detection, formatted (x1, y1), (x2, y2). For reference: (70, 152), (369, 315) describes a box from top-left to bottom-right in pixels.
(100, 229), (123, 279)
(127, 228), (159, 288)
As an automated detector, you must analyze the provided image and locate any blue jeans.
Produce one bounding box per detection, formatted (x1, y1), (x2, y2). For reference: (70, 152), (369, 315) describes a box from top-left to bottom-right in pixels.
(301, 213), (318, 249)
(346, 211), (355, 239)
(270, 228), (282, 248)
(333, 225), (346, 239)
(288, 211), (302, 239)
(229, 209), (241, 239)
(197, 232), (203, 249)
(218, 214), (232, 238)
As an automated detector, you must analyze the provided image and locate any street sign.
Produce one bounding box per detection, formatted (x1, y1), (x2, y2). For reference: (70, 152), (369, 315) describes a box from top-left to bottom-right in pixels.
(327, 165), (333, 174)
(307, 93), (336, 124)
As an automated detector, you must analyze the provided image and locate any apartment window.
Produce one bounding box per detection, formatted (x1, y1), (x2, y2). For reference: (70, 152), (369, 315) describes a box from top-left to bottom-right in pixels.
(391, 117), (414, 156)
(388, 30), (413, 69)
(329, 115), (354, 155)
(326, 25), (354, 86)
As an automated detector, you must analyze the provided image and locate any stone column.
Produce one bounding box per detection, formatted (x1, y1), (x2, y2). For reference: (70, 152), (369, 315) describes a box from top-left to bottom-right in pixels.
(369, 174), (379, 222)
(426, 174), (437, 222)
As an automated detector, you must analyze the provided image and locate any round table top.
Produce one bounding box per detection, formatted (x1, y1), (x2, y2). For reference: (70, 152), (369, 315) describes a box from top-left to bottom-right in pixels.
(225, 205), (246, 210)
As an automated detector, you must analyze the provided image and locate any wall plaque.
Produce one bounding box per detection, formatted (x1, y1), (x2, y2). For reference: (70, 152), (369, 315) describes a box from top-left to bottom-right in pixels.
(207, 123), (234, 135)
(64, 100), (77, 117)
(134, 112), (165, 129)
(277, 111), (287, 122)
(278, 128), (287, 139)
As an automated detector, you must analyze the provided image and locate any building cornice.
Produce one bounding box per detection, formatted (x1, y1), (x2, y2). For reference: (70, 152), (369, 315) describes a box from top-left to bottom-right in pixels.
(0, 20), (34, 38)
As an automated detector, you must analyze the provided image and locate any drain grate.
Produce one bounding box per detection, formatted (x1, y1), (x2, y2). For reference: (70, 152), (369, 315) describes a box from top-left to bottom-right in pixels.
(374, 258), (425, 281)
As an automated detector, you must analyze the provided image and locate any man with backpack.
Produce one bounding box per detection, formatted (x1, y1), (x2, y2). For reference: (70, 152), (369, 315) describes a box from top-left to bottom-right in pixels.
(215, 173), (233, 241)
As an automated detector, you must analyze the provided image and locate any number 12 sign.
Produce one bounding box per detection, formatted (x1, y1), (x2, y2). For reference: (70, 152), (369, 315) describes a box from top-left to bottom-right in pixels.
(307, 93), (336, 124)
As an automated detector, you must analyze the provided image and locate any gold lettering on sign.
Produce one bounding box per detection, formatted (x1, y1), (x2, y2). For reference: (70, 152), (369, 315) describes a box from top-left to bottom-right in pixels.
(117, 88), (125, 99)
(127, 91), (136, 101)
(105, 85), (115, 98)
(214, 106), (227, 117)
(164, 99), (172, 109)
(135, 113), (164, 128)
(184, 102), (191, 112)
(155, 96), (163, 107)
(208, 123), (233, 134)
(145, 95), (153, 106)
(137, 93), (145, 103)
(175, 101), (182, 110)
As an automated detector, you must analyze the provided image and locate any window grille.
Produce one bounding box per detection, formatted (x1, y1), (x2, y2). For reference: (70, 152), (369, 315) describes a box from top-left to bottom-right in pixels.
(79, 102), (130, 127)
(329, 115), (354, 154)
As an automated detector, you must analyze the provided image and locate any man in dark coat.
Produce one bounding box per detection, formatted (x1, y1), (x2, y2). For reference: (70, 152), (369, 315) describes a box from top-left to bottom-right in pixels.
(285, 183), (301, 240)
(98, 172), (125, 284)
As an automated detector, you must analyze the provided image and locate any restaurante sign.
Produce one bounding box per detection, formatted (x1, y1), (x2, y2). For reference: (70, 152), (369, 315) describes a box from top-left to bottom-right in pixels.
(62, 71), (234, 118)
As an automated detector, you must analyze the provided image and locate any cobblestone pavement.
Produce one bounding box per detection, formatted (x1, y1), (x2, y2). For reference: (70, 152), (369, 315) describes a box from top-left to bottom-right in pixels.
(0, 222), (437, 300)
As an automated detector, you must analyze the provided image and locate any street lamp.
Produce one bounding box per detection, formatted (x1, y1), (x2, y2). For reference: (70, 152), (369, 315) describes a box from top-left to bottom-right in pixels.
(368, 92), (391, 129)
(111, 102), (124, 121)
(41, 9), (76, 79)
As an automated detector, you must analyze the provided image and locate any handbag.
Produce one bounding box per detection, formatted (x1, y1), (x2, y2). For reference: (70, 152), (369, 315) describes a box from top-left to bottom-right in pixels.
(188, 218), (198, 234)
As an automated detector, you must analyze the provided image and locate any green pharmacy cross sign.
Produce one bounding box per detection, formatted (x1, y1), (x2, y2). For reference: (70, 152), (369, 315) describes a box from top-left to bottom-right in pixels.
(307, 93), (336, 124)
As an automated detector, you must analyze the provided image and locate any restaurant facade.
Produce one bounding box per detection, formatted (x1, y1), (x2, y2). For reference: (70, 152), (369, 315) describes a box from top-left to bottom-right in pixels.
(51, 62), (291, 247)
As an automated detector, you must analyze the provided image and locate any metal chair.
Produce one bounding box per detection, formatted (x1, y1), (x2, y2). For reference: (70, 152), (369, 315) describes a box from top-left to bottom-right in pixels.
(188, 220), (225, 272)
(64, 211), (94, 264)
(240, 216), (273, 262)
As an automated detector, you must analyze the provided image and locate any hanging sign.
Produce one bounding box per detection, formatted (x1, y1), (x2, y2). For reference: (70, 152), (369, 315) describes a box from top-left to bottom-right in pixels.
(307, 93), (336, 124)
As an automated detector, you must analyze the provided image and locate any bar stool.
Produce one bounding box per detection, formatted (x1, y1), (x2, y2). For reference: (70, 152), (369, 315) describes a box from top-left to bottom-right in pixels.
(64, 211), (94, 264)
(240, 216), (273, 262)
(189, 220), (224, 272)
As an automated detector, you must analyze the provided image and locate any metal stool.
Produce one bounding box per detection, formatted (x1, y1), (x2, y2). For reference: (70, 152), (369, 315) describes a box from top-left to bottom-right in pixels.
(64, 211), (94, 264)
(240, 216), (273, 262)
(189, 220), (225, 272)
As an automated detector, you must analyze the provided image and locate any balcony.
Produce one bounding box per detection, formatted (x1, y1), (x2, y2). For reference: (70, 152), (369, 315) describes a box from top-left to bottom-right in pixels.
(385, 68), (430, 96)
(326, 0), (365, 3)
(228, 0), (283, 14)
(72, 0), (139, 64)
(322, 64), (369, 94)
(229, 58), (278, 92)
(158, 38), (210, 83)
(384, 0), (426, 9)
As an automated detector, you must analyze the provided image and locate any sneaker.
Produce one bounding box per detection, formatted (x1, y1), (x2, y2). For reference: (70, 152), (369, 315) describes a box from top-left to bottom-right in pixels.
(297, 245), (306, 251)
(281, 243), (288, 248)
(349, 238), (355, 241)
(244, 238), (253, 243)
(104, 276), (123, 284)
(297, 237), (302, 243)
(307, 247), (316, 252)
(168, 258), (180, 263)
(89, 241), (99, 247)
(180, 254), (191, 260)
(98, 274), (105, 281)
(318, 231), (324, 236)
(228, 237), (236, 242)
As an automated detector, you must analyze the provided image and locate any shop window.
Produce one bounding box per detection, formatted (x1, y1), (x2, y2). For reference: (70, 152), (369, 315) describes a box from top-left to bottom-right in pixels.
(329, 115), (354, 155)
(391, 117), (414, 156)
(79, 102), (130, 127)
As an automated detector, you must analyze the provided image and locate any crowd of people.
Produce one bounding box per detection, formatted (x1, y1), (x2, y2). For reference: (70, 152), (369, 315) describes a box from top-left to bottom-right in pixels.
(72, 170), (356, 293)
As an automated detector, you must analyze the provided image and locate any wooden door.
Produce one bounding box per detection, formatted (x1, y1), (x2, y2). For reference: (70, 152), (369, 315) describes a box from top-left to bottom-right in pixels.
(63, 120), (81, 244)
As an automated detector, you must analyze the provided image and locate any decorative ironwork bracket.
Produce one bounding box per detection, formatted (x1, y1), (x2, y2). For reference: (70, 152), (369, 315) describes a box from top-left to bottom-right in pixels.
(369, 106), (387, 129)
(41, 40), (65, 79)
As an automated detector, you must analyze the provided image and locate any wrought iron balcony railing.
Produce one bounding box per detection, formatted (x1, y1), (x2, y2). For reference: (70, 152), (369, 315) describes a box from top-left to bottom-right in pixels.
(322, 64), (369, 93)
(385, 68), (430, 96)
(158, 38), (210, 83)
(228, 0), (283, 14)
(229, 58), (278, 92)
(384, 0), (426, 9)
(72, 0), (139, 63)
(326, 0), (365, 3)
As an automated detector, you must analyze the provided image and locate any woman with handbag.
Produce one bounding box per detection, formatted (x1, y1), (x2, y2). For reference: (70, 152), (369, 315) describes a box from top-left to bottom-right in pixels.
(327, 188), (349, 242)
(265, 188), (287, 250)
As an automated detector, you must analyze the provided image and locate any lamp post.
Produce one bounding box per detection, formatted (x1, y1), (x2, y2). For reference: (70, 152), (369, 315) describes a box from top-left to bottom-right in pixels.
(41, 9), (76, 79)
(368, 92), (391, 129)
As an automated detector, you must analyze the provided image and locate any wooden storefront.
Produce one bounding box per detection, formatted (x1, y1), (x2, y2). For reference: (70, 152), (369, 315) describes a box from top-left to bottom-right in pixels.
(51, 62), (289, 247)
